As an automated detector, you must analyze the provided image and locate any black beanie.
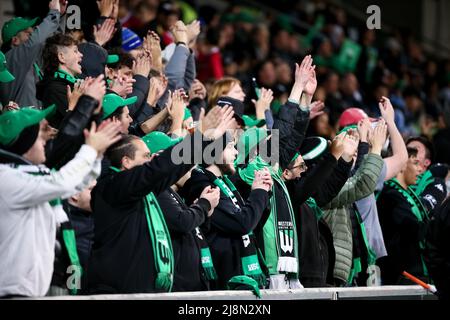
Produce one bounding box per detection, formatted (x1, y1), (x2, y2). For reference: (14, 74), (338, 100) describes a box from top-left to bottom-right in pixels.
(1, 124), (40, 156)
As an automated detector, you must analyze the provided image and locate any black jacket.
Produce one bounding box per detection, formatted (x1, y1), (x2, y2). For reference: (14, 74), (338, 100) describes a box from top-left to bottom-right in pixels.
(287, 154), (353, 287)
(424, 197), (450, 300)
(182, 168), (270, 289)
(45, 95), (100, 170)
(88, 133), (214, 294)
(377, 183), (430, 284)
(157, 188), (211, 292)
(36, 75), (73, 129)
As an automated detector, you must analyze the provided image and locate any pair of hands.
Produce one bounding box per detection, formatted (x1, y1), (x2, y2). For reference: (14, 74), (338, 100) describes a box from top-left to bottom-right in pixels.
(67, 74), (107, 113)
(83, 118), (122, 156)
(171, 20), (201, 47)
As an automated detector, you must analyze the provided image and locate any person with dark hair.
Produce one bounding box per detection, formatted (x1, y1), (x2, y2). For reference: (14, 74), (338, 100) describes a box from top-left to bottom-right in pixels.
(143, 131), (221, 292)
(377, 147), (431, 285)
(0, 0), (66, 108)
(37, 33), (83, 129)
(181, 134), (273, 290)
(424, 196), (450, 300)
(407, 136), (448, 212)
(87, 106), (235, 294)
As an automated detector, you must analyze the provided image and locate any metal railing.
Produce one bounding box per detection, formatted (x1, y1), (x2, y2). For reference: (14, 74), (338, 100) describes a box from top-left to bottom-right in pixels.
(23, 285), (436, 300)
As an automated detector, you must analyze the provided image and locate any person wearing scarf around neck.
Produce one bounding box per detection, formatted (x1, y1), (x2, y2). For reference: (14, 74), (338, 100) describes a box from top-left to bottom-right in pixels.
(377, 147), (431, 285)
(143, 131), (221, 292)
(181, 133), (273, 290)
(0, 103), (122, 297)
(37, 33), (84, 129)
(87, 106), (235, 294)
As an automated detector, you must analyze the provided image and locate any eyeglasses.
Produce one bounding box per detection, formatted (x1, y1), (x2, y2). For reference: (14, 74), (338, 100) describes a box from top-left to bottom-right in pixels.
(291, 162), (307, 171)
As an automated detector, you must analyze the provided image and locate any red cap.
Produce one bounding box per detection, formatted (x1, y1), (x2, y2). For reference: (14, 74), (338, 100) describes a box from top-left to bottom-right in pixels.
(338, 107), (376, 128)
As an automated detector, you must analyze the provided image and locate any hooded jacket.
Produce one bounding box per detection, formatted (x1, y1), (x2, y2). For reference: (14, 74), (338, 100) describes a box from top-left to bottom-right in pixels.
(0, 145), (101, 297)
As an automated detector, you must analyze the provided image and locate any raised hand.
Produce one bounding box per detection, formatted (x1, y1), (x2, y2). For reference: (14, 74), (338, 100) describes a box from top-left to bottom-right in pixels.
(378, 96), (395, 125)
(309, 100), (325, 120)
(341, 131), (359, 162)
(147, 76), (166, 106)
(170, 20), (188, 44)
(110, 75), (135, 97)
(186, 20), (201, 48)
(304, 68), (317, 97)
(200, 105), (236, 140)
(83, 74), (107, 103)
(357, 118), (371, 143)
(294, 55), (313, 89)
(83, 119), (122, 156)
(251, 168), (273, 192)
(93, 18), (116, 47)
(143, 30), (162, 72)
(252, 87), (273, 114)
(167, 89), (186, 120)
(97, 0), (114, 17)
(330, 132), (346, 160)
(133, 50), (152, 77)
(370, 119), (388, 155)
(188, 79), (207, 101)
(67, 78), (90, 111)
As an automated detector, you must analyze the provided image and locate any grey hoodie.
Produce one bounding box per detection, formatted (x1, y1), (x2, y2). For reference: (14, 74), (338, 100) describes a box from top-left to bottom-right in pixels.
(0, 9), (60, 108)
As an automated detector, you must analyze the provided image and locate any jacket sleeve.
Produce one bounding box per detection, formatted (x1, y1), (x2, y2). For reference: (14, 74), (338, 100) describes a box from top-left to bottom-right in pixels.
(279, 106), (310, 170)
(127, 75), (150, 118)
(184, 51), (196, 91)
(323, 153), (384, 209)
(102, 132), (217, 204)
(165, 44), (190, 92)
(210, 189), (270, 235)
(314, 158), (353, 207)
(0, 145), (99, 210)
(351, 142), (370, 175)
(11, 9), (60, 61)
(158, 190), (210, 234)
(290, 152), (338, 208)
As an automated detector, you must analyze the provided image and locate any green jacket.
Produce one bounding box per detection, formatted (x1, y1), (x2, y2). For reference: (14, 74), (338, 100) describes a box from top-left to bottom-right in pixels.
(321, 153), (384, 283)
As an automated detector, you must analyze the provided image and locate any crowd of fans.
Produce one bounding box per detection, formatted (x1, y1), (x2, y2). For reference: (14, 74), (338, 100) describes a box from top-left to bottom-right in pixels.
(0, 0), (449, 299)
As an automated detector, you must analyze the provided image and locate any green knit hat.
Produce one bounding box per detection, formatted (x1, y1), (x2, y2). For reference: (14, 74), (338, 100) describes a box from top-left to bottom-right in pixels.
(142, 131), (182, 154)
(0, 105), (56, 146)
(235, 127), (268, 165)
(2, 17), (38, 43)
(0, 51), (14, 83)
(102, 93), (138, 119)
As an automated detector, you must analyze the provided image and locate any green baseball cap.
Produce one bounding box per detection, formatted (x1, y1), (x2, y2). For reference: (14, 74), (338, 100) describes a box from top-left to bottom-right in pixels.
(2, 17), (38, 43)
(242, 115), (265, 129)
(102, 93), (138, 119)
(235, 127), (268, 165)
(106, 54), (119, 64)
(226, 275), (261, 298)
(0, 105), (56, 146)
(0, 51), (14, 83)
(142, 131), (182, 154)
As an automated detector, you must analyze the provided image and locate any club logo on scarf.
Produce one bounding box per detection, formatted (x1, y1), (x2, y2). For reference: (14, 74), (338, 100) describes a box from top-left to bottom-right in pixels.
(279, 225), (294, 254)
(242, 235), (250, 248)
(158, 240), (171, 264)
(195, 228), (204, 240)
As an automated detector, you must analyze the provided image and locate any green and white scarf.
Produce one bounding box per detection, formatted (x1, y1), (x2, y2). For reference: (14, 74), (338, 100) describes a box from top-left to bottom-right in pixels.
(386, 178), (430, 277)
(110, 166), (174, 291)
(238, 156), (299, 276)
(211, 173), (268, 288)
